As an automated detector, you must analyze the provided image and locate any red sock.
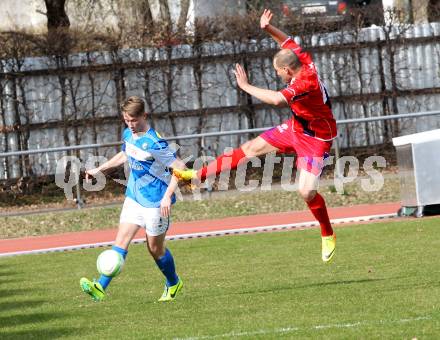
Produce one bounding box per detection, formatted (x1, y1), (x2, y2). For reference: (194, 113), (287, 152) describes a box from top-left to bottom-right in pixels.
(306, 193), (333, 237)
(197, 148), (247, 181)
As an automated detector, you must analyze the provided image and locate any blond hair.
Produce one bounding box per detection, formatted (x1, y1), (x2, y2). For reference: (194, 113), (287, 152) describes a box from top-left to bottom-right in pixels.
(121, 96), (145, 117)
(273, 49), (301, 70)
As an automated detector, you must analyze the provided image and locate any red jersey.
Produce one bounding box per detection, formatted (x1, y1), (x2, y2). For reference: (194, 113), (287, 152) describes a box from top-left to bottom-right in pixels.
(278, 37), (337, 141)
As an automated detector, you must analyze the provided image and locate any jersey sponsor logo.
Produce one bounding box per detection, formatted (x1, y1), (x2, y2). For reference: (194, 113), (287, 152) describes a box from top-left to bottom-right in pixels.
(277, 123), (289, 133)
(125, 142), (153, 161)
(128, 159), (144, 171)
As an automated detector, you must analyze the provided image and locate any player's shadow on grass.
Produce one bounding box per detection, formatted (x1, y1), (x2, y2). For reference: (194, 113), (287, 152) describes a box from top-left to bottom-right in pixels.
(298, 278), (387, 289)
(0, 270), (19, 278)
(0, 288), (32, 299)
(0, 278), (21, 285)
(2, 328), (79, 340)
(237, 278), (386, 295)
(0, 312), (82, 339)
(0, 265), (80, 339)
(0, 267), (41, 298)
(0, 300), (46, 313)
(0, 312), (69, 328)
(0, 265), (20, 290)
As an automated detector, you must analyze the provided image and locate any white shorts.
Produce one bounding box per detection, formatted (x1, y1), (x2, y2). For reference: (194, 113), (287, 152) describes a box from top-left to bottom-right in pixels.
(119, 198), (170, 236)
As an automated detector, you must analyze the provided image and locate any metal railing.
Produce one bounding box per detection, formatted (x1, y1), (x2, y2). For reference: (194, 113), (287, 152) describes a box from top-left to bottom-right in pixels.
(0, 110), (439, 208)
(1, 110), (439, 158)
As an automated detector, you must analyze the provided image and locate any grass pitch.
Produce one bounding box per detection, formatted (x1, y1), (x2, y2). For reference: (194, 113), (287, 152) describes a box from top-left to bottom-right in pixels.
(1, 217), (439, 339)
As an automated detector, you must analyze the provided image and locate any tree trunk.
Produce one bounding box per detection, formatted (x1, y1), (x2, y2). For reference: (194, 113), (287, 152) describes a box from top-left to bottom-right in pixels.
(177, 0), (191, 32)
(377, 41), (390, 142)
(44, 0), (70, 31)
(86, 53), (99, 156)
(137, 0), (154, 36)
(192, 43), (205, 151)
(158, 0), (172, 28)
(0, 65), (10, 179)
(44, 0), (71, 55)
(11, 76), (24, 178)
(164, 46), (179, 153)
(143, 1), (154, 24)
(17, 79), (34, 176)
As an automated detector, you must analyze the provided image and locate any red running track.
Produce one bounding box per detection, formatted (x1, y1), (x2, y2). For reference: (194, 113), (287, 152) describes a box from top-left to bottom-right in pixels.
(0, 202), (401, 256)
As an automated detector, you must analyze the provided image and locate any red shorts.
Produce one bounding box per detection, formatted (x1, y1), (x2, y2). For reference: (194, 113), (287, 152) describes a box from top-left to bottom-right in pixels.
(260, 118), (332, 176)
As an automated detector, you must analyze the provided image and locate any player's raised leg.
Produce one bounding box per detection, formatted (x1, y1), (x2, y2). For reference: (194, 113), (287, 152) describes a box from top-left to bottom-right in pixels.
(298, 168), (335, 262)
(173, 136), (278, 182)
(80, 222), (137, 301)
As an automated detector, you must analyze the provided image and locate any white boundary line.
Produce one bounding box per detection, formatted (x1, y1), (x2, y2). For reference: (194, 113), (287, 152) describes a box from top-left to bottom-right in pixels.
(0, 212), (396, 258)
(173, 316), (431, 340)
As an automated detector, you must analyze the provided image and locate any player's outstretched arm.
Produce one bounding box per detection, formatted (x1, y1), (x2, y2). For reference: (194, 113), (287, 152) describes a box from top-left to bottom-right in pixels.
(85, 151), (127, 182)
(234, 64), (286, 107)
(160, 158), (186, 217)
(260, 9), (288, 46)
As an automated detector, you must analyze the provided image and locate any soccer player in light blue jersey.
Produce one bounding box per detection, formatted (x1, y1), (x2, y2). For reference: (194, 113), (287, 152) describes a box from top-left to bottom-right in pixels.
(80, 96), (187, 302)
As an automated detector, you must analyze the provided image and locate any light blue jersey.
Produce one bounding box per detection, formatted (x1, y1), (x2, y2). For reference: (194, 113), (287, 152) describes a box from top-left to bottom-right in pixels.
(122, 127), (176, 208)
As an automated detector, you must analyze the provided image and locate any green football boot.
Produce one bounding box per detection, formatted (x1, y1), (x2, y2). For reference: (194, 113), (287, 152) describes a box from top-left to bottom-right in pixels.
(322, 234), (336, 263)
(158, 279), (183, 302)
(80, 277), (105, 302)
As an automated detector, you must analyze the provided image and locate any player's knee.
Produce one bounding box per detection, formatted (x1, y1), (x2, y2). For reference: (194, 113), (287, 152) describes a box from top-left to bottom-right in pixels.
(241, 140), (260, 157)
(241, 141), (254, 156)
(299, 188), (316, 202)
(148, 244), (165, 260)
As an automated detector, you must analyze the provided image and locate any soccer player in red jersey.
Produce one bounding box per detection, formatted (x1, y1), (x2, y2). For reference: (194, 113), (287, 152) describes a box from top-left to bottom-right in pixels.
(174, 9), (337, 262)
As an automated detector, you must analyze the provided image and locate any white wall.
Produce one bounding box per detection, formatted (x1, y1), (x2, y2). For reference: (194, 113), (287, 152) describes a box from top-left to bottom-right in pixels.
(193, 0), (246, 18)
(0, 0), (47, 31)
(0, 0), (247, 33)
